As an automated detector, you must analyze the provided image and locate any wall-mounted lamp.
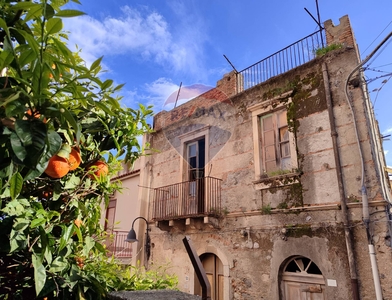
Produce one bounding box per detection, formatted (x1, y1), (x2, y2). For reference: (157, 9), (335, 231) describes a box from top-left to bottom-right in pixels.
(125, 216), (151, 261)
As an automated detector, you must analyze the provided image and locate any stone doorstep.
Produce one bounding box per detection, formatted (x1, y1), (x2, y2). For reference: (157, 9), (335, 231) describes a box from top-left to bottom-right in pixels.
(108, 290), (202, 300)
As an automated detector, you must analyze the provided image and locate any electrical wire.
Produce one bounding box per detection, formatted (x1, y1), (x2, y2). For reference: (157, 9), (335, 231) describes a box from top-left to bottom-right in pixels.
(364, 38), (392, 70)
(365, 67), (392, 73)
(372, 75), (392, 108)
(369, 62), (392, 69)
(366, 72), (392, 84)
(361, 19), (392, 56)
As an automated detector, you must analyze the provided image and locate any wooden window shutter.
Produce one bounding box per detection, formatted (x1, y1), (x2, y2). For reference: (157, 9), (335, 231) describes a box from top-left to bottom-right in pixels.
(261, 115), (277, 172)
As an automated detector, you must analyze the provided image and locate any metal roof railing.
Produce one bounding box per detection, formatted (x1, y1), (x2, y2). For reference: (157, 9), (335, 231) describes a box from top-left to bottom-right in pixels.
(237, 29), (326, 93)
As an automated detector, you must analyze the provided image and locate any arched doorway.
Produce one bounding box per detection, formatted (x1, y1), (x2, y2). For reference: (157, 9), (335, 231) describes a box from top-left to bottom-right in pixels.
(194, 253), (224, 300)
(280, 256), (326, 300)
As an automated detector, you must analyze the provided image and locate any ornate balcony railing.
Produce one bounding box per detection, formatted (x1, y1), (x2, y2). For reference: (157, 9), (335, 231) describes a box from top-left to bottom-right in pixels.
(237, 29), (326, 92)
(105, 230), (132, 258)
(152, 176), (222, 221)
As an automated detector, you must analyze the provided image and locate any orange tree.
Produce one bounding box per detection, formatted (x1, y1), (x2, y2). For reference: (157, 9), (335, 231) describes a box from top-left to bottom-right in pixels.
(0, 0), (160, 299)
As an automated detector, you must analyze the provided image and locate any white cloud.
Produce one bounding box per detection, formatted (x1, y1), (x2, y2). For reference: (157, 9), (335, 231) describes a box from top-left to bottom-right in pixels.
(382, 127), (392, 135)
(118, 77), (179, 112)
(142, 78), (180, 111)
(63, 5), (206, 76)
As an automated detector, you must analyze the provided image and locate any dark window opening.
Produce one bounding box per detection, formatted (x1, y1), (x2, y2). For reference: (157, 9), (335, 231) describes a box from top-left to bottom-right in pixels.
(284, 257), (322, 275)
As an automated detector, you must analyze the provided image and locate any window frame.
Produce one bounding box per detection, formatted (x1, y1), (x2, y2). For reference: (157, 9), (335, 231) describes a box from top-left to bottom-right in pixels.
(104, 198), (117, 231)
(178, 126), (210, 214)
(248, 91), (297, 183)
(260, 110), (292, 173)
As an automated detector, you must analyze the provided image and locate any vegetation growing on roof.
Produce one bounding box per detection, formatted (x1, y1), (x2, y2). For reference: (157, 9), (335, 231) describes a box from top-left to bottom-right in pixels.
(314, 43), (343, 57)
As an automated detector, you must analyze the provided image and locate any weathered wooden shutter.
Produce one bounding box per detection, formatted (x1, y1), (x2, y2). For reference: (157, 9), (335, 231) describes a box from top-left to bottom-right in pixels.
(278, 110), (290, 158)
(261, 115), (277, 172)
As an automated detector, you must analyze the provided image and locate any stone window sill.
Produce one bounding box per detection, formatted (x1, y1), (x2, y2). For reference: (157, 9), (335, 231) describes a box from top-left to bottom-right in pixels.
(252, 172), (300, 190)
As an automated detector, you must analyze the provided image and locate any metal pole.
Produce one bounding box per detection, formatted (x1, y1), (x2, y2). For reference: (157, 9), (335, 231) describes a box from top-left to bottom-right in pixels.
(130, 216), (151, 261)
(174, 82), (182, 109)
(183, 236), (211, 300)
(315, 0), (324, 47)
(322, 63), (359, 300)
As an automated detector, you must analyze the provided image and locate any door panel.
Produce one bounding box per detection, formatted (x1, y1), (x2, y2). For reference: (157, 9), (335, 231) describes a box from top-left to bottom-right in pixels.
(283, 281), (325, 300)
(284, 281), (302, 300)
(195, 253), (224, 300)
(218, 275), (224, 300)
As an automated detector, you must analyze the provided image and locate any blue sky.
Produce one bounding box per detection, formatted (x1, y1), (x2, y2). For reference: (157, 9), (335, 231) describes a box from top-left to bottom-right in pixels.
(63, 0), (392, 165)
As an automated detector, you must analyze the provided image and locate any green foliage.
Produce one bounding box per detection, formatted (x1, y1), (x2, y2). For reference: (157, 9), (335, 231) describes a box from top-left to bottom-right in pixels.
(222, 207), (229, 216)
(261, 204), (272, 215)
(314, 43), (343, 57)
(124, 263), (178, 291)
(276, 202), (288, 209)
(0, 0), (163, 299)
(71, 258), (178, 295)
(267, 169), (292, 177)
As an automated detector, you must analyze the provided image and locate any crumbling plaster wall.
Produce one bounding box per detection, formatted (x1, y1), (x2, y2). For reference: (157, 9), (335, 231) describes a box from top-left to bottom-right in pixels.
(148, 209), (356, 299)
(324, 48), (383, 202)
(147, 204), (391, 299)
(350, 214), (392, 299)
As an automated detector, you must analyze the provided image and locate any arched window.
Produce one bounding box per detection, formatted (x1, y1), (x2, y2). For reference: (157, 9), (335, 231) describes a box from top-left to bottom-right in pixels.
(280, 256), (325, 300)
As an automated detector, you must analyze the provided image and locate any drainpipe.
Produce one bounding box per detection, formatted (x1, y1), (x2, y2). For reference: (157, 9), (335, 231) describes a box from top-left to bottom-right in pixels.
(322, 62), (360, 300)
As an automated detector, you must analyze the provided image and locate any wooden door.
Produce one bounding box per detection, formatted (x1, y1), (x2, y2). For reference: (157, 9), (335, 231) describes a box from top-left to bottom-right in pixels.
(195, 253), (224, 300)
(281, 257), (325, 300)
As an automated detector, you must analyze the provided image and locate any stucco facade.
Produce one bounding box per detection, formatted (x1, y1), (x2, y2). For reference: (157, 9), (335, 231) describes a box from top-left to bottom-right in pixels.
(131, 16), (392, 300)
(100, 160), (142, 262)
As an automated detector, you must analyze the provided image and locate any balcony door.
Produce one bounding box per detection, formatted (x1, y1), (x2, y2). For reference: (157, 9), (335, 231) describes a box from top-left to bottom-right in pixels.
(187, 138), (205, 214)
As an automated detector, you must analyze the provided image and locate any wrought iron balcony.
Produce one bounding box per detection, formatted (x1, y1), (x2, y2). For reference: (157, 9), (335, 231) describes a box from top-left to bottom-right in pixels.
(152, 176), (222, 221)
(105, 230), (132, 258)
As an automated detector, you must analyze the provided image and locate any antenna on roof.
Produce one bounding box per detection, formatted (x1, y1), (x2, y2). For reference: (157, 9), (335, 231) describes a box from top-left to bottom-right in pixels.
(304, 0), (324, 47)
(174, 82), (182, 108)
(223, 54), (239, 73)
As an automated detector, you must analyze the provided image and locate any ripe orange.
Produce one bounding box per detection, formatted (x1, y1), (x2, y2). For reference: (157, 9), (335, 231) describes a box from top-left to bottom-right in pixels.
(68, 147), (81, 171)
(74, 219), (83, 228)
(75, 256), (85, 268)
(26, 108), (47, 123)
(27, 108), (42, 120)
(45, 155), (70, 178)
(49, 64), (55, 79)
(88, 160), (109, 179)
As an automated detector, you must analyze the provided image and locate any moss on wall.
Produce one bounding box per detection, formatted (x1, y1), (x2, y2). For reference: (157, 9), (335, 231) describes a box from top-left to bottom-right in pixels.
(285, 223), (313, 237)
(286, 182), (303, 207)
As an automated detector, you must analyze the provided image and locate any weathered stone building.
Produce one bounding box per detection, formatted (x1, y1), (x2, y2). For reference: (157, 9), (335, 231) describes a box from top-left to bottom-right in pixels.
(130, 16), (392, 300)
